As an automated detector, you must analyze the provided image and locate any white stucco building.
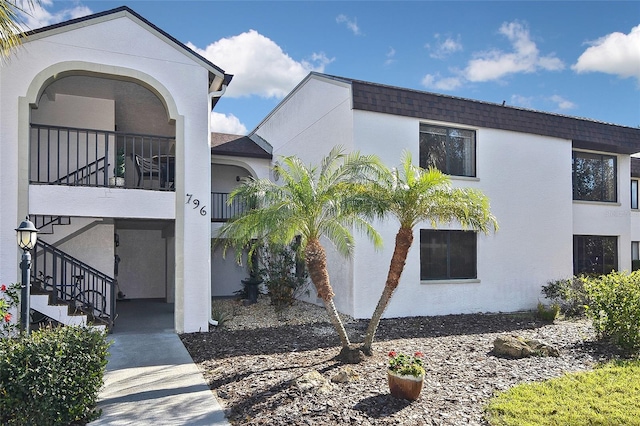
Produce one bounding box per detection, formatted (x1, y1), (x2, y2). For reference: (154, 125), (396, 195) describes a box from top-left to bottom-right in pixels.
(0, 7), (271, 333)
(252, 73), (640, 319)
(3, 7), (640, 333)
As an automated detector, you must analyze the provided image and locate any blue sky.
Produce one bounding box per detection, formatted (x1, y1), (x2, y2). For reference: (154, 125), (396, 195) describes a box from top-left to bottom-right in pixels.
(21, 1), (640, 134)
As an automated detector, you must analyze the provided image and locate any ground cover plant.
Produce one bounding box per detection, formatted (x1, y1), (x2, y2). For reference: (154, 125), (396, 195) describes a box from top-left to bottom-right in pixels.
(485, 359), (640, 426)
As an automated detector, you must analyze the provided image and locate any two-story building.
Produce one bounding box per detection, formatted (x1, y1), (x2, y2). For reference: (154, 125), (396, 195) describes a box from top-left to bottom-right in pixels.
(251, 72), (640, 319)
(0, 6), (270, 333)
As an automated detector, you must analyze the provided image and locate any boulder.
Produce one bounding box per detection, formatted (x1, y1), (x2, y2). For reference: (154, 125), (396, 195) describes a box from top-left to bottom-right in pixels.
(493, 335), (559, 358)
(293, 370), (333, 395)
(331, 366), (360, 383)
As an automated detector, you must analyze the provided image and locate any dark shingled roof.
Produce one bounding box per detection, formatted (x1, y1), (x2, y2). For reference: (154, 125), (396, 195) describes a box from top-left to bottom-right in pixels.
(211, 133), (272, 159)
(315, 74), (640, 155)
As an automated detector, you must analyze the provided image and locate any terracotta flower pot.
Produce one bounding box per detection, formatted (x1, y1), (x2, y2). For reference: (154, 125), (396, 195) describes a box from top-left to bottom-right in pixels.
(387, 370), (424, 401)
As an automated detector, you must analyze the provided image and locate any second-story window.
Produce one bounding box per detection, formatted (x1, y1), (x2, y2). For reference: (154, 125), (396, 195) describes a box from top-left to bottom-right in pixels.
(632, 180), (638, 209)
(419, 124), (476, 177)
(572, 151), (617, 202)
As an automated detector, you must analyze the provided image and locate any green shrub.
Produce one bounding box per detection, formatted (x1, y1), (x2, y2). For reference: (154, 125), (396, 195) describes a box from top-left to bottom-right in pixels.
(0, 325), (110, 425)
(583, 271), (640, 351)
(258, 242), (309, 313)
(536, 302), (560, 322)
(541, 277), (589, 317)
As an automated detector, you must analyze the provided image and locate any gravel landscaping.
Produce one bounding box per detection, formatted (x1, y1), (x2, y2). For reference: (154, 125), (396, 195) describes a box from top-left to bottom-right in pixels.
(181, 297), (622, 425)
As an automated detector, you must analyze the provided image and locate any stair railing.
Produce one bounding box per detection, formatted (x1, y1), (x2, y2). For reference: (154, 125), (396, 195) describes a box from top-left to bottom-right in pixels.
(31, 240), (115, 329)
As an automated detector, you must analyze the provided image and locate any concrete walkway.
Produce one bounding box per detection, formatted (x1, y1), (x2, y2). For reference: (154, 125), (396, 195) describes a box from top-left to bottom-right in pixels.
(89, 300), (229, 425)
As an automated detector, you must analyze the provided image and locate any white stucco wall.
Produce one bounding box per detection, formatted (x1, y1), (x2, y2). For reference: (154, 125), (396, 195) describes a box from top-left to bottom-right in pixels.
(351, 111), (575, 318)
(0, 11), (216, 333)
(253, 75), (357, 313)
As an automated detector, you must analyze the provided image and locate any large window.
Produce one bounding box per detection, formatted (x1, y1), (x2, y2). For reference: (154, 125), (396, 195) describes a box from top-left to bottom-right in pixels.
(419, 125), (476, 177)
(572, 151), (617, 202)
(632, 180), (638, 209)
(420, 230), (477, 280)
(573, 235), (618, 275)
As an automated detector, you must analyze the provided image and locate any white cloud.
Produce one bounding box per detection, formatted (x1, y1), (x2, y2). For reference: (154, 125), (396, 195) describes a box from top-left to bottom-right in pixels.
(188, 30), (334, 99)
(385, 47), (396, 66)
(549, 95), (576, 110)
(422, 21), (564, 91)
(336, 14), (361, 36)
(422, 73), (464, 91)
(510, 94), (534, 108)
(210, 112), (248, 135)
(572, 24), (640, 82)
(429, 34), (463, 59)
(464, 21), (564, 82)
(18, 1), (92, 30)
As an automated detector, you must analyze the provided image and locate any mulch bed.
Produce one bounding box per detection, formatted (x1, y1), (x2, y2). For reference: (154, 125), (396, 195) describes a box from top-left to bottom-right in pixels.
(181, 313), (621, 425)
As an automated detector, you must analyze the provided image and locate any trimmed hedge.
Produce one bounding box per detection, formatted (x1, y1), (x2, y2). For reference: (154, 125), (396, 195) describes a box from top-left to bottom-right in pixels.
(0, 326), (110, 425)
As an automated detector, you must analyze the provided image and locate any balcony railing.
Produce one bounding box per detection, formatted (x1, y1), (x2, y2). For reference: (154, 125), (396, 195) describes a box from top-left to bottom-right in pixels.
(30, 124), (176, 191)
(211, 192), (248, 222)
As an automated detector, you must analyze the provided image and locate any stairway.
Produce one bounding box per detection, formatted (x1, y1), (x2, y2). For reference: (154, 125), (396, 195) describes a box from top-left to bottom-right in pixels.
(28, 216), (116, 331)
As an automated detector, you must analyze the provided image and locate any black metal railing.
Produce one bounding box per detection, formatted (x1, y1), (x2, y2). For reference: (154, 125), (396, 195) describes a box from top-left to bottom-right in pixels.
(30, 215), (71, 235)
(30, 124), (176, 191)
(211, 192), (248, 222)
(31, 240), (115, 328)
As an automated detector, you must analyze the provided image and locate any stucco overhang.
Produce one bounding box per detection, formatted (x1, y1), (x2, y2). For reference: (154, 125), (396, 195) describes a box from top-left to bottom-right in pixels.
(22, 5), (233, 107)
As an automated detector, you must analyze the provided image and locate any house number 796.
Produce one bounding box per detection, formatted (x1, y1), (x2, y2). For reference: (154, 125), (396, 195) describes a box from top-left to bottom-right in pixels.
(186, 193), (207, 216)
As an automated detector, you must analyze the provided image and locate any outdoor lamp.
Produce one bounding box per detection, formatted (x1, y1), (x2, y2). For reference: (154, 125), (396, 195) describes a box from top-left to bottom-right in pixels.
(15, 217), (38, 334)
(16, 217), (38, 250)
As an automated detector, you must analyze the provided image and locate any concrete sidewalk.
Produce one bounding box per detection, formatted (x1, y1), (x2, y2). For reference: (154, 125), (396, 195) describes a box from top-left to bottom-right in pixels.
(89, 300), (228, 425)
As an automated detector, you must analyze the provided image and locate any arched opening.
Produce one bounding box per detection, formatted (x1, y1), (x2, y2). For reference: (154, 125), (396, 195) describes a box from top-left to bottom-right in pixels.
(24, 68), (181, 333)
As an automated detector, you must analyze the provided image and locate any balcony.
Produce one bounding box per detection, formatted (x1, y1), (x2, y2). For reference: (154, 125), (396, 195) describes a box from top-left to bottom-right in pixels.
(30, 124), (176, 191)
(211, 192), (248, 222)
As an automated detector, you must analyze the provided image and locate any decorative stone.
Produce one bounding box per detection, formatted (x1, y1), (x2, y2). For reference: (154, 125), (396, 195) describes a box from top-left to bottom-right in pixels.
(388, 370), (424, 401)
(294, 370), (333, 395)
(493, 335), (560, 358)
(331, 366), (360, 383)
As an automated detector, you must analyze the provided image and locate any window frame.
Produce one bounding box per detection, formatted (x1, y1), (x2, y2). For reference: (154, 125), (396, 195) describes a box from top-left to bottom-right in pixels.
(632, 179), (638, 209)
(420, 229), (477, 281)
(573, 235), (618, 276)
(572, 150), (617, 203)
(419, 124), (476, 177)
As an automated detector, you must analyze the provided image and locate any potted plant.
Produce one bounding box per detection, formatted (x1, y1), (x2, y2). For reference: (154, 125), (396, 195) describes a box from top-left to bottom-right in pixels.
(109, 149), (126, 187)
(387, 350), (425, 401)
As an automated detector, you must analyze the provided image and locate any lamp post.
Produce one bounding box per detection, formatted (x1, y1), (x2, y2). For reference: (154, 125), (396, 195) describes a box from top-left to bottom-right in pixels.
(15, 217), (38, 334)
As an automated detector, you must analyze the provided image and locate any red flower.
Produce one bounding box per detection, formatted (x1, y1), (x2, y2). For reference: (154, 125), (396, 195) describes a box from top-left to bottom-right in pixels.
(0, 284), (6, 292)
(3, 313), (11, 322)
(388, 351), (397, 358)
(414, 351), (424, 358)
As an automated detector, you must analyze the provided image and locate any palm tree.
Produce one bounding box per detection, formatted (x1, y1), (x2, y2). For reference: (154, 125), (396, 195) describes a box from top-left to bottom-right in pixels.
(219, 146), (383, 360)
(360, 151), (498, 355)
(0, 1), (38, 58)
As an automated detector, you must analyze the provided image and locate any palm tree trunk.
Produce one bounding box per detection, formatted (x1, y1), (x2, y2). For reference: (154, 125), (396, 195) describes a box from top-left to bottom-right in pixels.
(361, 226), (414, 355)
(305, 238), (351, 348)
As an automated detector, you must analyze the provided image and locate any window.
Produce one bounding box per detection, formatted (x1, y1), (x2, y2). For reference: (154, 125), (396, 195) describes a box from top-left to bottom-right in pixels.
(632, 180), (638, 209)
(420, 230), (477, 280)
(572, 151), (617, 202)
(633, 242), (640, 271)
(419, 125), (475, 177)
(573, 235), (618, 275)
